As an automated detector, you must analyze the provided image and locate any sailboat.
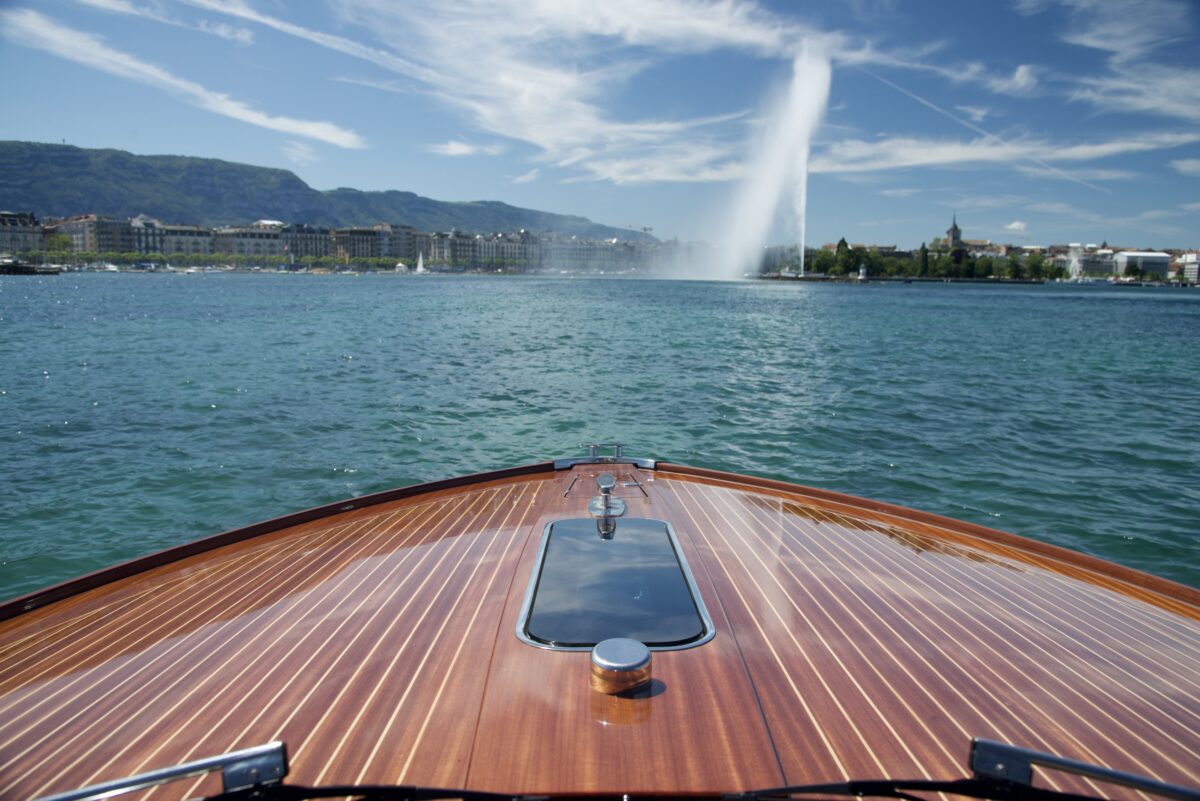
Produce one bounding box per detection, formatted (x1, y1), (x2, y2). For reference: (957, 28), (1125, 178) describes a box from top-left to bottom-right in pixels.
(415, 251), (427, 274)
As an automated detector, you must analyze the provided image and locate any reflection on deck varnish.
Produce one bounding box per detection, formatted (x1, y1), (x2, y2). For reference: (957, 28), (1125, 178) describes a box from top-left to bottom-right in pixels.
(0, 462), (1196, 800)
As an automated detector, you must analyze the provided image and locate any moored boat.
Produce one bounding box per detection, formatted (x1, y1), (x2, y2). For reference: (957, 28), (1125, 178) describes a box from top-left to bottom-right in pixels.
(0, 446), (1197, 801)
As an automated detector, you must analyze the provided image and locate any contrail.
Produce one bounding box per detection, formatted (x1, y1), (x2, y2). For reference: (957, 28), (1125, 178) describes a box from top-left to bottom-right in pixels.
(857, 66), (1110, 194)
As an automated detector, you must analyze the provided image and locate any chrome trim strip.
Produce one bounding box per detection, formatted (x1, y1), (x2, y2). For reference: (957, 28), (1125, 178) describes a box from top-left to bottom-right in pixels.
(553, 456), (657, 470)
(35, 742), (287, 801)
(514, 518), (716, 652)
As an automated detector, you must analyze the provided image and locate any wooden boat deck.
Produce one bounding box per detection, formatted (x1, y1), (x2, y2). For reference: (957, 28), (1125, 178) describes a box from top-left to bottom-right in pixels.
(0, 462), (1196, 799)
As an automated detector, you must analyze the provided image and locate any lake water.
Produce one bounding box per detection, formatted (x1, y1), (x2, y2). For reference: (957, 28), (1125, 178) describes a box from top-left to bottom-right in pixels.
(1, 273), (1197, 599)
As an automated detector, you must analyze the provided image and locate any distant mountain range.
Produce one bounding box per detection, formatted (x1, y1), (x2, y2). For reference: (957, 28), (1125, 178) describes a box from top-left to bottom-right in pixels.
(0, 141), (651, 240)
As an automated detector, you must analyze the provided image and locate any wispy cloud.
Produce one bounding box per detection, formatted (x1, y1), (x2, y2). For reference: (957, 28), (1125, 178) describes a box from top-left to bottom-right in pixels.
(1004, 220), (1027, 232)
(1170, 159), (1200, 176)
(334, 76), (406, 94)
(811, 131), (1200, 175)
(0, 8), (365, 148)
(196, 19), (253, 44)
(512, 168), (540, 184)
(1021, 0), (1200, 124)
(74, 0), (253, 43)
(283, 140), (318, 166)
(186, 0), (842, 185)
(955, 105), (990, 124)
(427, 140), (504, 156)
(880, 188), (919, 197)
(1016, 165), (1138, 181)
(986, 64), (1039, 95)
(1018, 0), (1189, 61)
(1182, 201), (1200, 212)
(1071, 63), (1200, 124)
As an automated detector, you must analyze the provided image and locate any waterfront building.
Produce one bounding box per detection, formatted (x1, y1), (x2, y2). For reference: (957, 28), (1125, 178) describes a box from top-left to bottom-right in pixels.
(429, 230), (478, 268)
(212, 222), (283, 259)
(161, 225), (213, 257)
(280, 224), (332, 261)
(1114, 251), (1170, 278)
(389, 225), (420, 262)
(0, 211), (44, 254)
(475, 230), (541, 270)
(411, 230), (432, 263)
(333, 224), (393, 261)
(51, 214), (134, 254)
(129, 215), (214, 257)
(1179, 253), (1199, 283)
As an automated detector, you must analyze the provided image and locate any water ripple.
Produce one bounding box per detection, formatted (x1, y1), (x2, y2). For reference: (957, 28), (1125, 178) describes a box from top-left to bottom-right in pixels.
(1, 274), (1197, 598)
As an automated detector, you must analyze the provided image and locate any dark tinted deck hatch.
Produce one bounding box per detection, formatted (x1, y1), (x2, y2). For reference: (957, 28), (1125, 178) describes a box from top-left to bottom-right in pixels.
(516, 518), (714, 650)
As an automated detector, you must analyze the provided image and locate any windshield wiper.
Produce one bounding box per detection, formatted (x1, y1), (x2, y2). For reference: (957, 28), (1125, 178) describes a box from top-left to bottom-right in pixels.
(37, 737), (1198, 801)
(727, 739), (1200, 801)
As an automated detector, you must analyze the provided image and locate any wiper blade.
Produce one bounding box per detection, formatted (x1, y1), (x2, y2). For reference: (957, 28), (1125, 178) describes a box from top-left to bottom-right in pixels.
(254, 785), (535, 801)
(725, 776), (1096, 801)
(39, 737), (1198, 801)
(728, 739), (1200, 801)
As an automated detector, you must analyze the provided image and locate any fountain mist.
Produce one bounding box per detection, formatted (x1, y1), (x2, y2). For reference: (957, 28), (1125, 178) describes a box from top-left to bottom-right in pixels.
(707, 49), (831, 280)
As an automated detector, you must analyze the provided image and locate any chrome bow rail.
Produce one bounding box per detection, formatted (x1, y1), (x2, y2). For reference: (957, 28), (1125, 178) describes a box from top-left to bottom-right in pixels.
(553, 443), (656, 470)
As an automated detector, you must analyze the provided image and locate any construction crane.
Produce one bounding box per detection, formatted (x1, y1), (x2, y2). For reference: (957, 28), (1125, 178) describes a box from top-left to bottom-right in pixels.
(624, 225), (653, 235)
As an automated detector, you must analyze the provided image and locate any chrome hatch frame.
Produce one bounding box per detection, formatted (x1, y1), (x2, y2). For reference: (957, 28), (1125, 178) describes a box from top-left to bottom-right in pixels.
(514, 517), (716, 652)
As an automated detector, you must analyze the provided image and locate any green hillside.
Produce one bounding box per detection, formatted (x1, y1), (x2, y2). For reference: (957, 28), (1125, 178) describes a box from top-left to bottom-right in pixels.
(0, 141), (648, 240)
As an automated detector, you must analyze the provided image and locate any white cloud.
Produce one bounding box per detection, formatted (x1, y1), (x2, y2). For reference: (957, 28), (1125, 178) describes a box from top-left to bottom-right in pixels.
(955, 105), (990, 123)
(512, 168), (540, 184)
(880, 188), (919, 197)
(1183, 201), (1200, 211)
(811, 131), (1200, 175)
(1019, 0), (1200, 125)
(1016, 165), (1137, 181)
(0, 8), (365, 148)
(283, 140), (318, 166)
(186, 0), (845, 185)
(1019, 0), (1190, 61)
(1004, 220), (1027, 232)
(74, 0), (253, 43)
(427, 140), (504, 156)
(1170, 159), (1200, 176)
(986, 64), (1038, 95)
(196, 19), (253, 44)
(183, 0), (1195, 188)
(1071, 64), (1200, 124)
(334, 76), (406, 94)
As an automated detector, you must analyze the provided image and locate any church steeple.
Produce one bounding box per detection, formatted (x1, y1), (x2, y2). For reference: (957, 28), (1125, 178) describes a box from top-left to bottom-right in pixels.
(947, 213), (962, 249)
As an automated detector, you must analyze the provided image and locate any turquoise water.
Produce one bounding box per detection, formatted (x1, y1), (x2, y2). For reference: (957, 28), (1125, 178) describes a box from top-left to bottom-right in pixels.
(1, 273), (1197, 599)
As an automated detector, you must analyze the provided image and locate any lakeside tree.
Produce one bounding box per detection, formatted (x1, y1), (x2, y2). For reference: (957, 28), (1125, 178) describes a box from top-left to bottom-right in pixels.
(919, 242), (929, 277)
(810, 248), (835, 274)
(1027, 252), (1046, 280)
(1005, 253), (1025, 279)
(46, 233), (72, 254)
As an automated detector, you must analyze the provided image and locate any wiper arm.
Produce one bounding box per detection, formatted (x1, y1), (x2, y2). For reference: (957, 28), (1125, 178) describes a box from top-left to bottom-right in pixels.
(33, 740), (531, 801)
(728, 739), (1200, 801)
(252, 785), (535, 801)
(725, 776), (1097, 801)
(38, 737), (1198, 801)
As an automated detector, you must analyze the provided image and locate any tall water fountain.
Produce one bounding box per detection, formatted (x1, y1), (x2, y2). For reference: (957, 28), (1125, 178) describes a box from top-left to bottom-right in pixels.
(710, 48), (831, 280)
(1067, 243), (1083, 281)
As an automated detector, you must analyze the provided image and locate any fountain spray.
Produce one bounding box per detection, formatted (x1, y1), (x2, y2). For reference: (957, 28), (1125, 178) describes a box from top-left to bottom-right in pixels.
(713, 48), (831, 280)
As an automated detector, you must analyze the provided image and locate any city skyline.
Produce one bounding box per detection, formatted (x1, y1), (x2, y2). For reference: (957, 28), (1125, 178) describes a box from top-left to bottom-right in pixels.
(1, 0), (1198, 249)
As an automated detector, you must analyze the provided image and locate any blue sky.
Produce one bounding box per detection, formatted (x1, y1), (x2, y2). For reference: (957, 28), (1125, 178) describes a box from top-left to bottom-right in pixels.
(1, 0), (1198, 249)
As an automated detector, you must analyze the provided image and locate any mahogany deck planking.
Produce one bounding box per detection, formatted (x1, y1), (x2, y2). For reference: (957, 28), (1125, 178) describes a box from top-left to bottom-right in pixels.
(0, 463), (1195, 800)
